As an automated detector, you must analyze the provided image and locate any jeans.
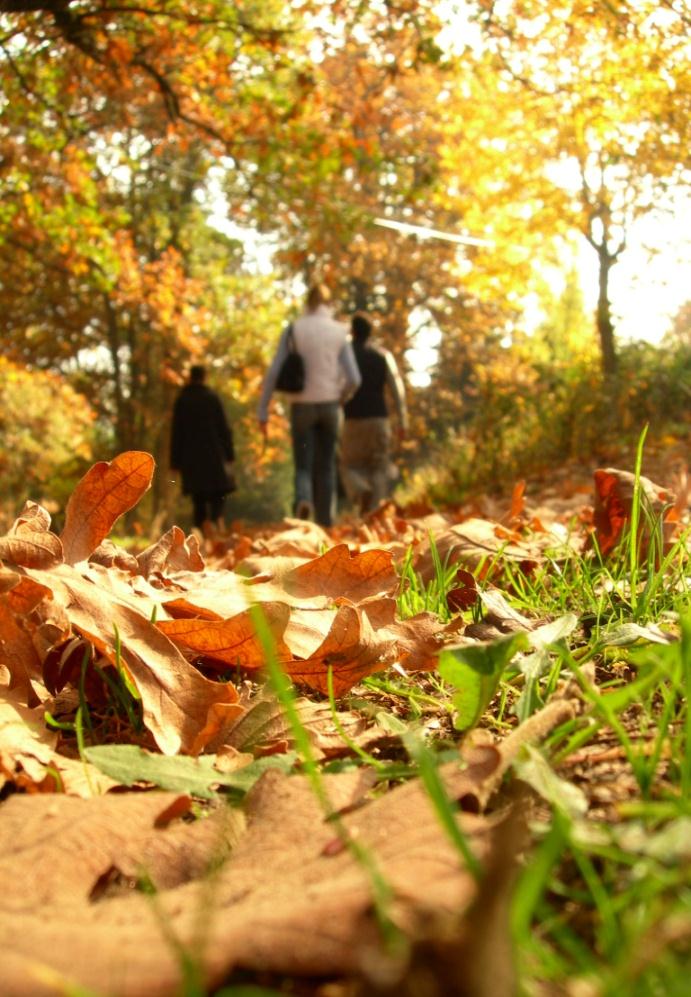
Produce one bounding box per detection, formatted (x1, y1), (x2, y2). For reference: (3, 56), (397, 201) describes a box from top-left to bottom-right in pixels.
(290, 401), (341, 526)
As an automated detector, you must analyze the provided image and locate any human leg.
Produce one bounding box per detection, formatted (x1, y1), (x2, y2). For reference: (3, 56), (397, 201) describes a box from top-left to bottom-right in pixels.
(340, 420), (372, 508)
(312, 403), (340, 526)
(368, 419), (392, 508)
(290, 403), (317, 517)
(191, 493), (207, 529)
(340, 418), (390, 513)
(207, 492), (226, 526)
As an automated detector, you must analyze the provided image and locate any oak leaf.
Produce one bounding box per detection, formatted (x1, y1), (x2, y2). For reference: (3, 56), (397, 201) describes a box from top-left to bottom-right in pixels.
(26, 564), (243, 755)
(137, 526), (205, 577)
(287, 603), (398, 696)
(0, 595), (43, 706)
(0, 501), (63, 569)
(0, 758), (497, 994)
(0, 687), (58, 791)
(283, 543), (398, 601)
(415, 517), (551, 581)
(0, 702), (574, 994)
(60, 451), (155, 565)
(214, 690), (384, 759)
(592, 467), (675, 556)
(156, 603), (293, 672)
(88, 539), (140, 573)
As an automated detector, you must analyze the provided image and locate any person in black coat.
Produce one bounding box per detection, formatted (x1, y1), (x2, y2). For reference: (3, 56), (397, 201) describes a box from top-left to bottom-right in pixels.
(170, 364), (235, 531)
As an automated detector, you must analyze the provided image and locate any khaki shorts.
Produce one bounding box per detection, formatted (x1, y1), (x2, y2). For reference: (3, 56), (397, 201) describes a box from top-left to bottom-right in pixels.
(340, 417), (392, 507)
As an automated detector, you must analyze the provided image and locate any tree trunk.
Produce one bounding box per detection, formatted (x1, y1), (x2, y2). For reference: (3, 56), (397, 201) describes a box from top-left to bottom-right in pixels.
(596, 244), (617, 377)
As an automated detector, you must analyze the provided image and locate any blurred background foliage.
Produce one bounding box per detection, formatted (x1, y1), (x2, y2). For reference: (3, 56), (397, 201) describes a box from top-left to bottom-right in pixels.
(0, 0), (688, 533)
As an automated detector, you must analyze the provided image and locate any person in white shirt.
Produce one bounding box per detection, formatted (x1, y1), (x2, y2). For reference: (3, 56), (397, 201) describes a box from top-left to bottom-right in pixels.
(258, 284), (361, 526)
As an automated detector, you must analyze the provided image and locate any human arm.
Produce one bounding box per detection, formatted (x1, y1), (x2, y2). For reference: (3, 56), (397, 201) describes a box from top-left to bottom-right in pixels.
(338, 340), (362, 404)
(383, 349), (408, 436)
(257, 325), (292, 431)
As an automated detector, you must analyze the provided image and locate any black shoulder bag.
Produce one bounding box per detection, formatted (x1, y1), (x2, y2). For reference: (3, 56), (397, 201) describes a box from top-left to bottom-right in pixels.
(275, 324), (305, 393)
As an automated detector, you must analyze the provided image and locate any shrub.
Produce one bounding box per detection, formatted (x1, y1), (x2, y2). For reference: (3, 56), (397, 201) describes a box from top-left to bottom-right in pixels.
(0, 358), (96, 529)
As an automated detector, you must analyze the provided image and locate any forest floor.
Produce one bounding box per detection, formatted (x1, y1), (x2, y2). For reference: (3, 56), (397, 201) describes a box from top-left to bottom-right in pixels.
(0, 436), (690, 996)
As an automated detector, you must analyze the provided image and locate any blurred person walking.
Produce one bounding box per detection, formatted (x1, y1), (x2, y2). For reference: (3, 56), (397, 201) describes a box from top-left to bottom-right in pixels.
(170, 364), (236, 532)
(340, 313), (408, 514)
(258, 284), (360, 527)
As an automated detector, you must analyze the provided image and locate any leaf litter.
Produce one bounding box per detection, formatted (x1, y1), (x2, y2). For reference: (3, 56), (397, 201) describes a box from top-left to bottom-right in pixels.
(0, 449), (689, 995)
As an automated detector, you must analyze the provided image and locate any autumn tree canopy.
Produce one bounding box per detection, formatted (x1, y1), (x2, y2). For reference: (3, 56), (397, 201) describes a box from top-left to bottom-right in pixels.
(0, 0), (689, 517)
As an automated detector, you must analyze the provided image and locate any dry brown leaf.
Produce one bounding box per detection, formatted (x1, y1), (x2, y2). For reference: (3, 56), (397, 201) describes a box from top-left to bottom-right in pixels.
(162, 570), (264, 619)
(350, 596), (459, 673)
(0, 565), (22, 594)
(283, 544), (399, 601)
(0, 762), (493, 996)
(0, 595), (43, 706)
(0, 791), (243, 909)
(156, 603), (292, 671)
(415, 517), (551, 582)
(137, 526), (205, 577)
(213, 691), (382, 758)
(0, 501), (63, 569)
(5, 574), (53, 616)
(0, 687), (59, 791)
(251, 519), (331, 558)
(592, 466), (676, 556)
(88, 539), (140, 573)
(0, 687), (119, 796)
(0, 701), (574, 995)
(287, 603), (398, 696)
(61, 451), (155, 565)
(27, 564), (243, 755)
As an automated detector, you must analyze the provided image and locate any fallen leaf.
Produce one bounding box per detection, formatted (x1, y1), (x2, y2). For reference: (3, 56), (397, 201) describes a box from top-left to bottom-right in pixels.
(88, 539), (140, 573)
(0, 687), (58, 790)
(283, 544), (399, 601)
(0, 501), (63, 569)
(0, 594), (43, 705)
(137, 526), (205, 577)
(592, 467), (675, 556)
(0, 700), (574, 994)
(156, 603), (293, 671)
(84, 744), (297, 798)
(0, 566), (21, 594)
(61, 451), (155, 565)
(215, 690), (383, 758)
(26, 563), (244, 755)
(415, 517), (548, 581)
(287, 603), (398, 696)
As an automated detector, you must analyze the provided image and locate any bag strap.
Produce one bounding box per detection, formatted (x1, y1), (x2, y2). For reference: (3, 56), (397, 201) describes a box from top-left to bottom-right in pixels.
(286, 322), (295, 352)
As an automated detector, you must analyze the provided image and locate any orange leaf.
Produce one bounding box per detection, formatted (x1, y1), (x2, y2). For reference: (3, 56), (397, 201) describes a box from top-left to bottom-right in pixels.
(61, 452), (155, 565)
(157, 604), (292, 672)
(286, 604), (397, 697)
(508, 480), (526, 522)
(592, 467), (675, 557)
(284, 544), (398, 600)
(0, 595), (43, 706)
(137, 526), (205, 577)
(27, 564), (241, 755)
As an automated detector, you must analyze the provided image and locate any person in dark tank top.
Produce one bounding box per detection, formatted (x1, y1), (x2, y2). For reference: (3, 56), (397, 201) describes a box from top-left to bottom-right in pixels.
(340, 313), (408, 514)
